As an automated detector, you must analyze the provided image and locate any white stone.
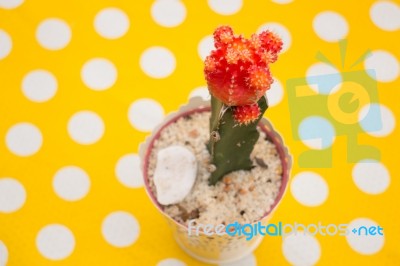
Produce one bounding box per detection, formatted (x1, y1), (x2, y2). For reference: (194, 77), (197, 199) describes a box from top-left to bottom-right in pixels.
(154, 145), (197, 205)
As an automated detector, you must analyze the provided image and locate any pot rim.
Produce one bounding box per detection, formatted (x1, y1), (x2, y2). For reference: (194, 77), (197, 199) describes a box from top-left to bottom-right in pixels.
(141, 99), (292, 233)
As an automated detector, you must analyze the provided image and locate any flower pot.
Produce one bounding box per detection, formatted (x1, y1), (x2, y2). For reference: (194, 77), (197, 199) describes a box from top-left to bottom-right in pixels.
(139, 97), (291, 264)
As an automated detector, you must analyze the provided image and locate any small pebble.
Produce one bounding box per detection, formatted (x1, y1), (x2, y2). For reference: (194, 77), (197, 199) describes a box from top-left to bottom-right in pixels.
(223, 176), (232, 184)
(207, 164), (216, 172)
(189, 129), (199, 138)
(276, 165), (283, 175)
(239, 188), (247, 195)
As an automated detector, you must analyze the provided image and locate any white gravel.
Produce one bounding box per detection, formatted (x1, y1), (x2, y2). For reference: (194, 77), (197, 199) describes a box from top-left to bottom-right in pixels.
(147, 111), (283, 226)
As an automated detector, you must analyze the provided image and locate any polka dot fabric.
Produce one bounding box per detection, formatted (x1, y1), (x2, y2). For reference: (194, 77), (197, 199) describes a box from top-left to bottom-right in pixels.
(0, 0), (399, 265)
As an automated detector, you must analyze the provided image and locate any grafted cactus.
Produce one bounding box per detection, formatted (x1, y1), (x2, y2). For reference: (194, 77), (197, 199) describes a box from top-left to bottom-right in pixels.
(204, 26), (282, 185)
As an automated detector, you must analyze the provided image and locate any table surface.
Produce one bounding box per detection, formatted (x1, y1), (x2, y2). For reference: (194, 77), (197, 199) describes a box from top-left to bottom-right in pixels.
(1, 0), (399, 265)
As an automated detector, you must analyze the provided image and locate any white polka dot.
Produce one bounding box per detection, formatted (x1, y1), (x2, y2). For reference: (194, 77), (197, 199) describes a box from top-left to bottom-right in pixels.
(0, 178), (26, 213)
(352, 160), (390, 195)
(219, 253), (256, 266)
(128, 98), (164, 132)
(6, 123), (43, 156)
(22, 70), (58, 102)
(257, 22), (291, 53)
(151, 0), (186, 28)
(266, 78), (283, 106)
(94, 8), (130, 39)
(291, 172), (328, 207)
(0, 241), (8, 266)
(364, 50), (399, 82)
(102, 211), (140, 247)
(208, 0), (242, 15)
(346, 218), (385, 255)
(140, 46), (176, 79)
(157, 258), (187, 266)
(0, 29), (12, 60)
(68, 111), (105, 145)
(271, 0), (293, 4)
(313, 11), (348, 42)
(53, 166), (91, 201)
(370, 1), (400, 31)
(298, 116), (336, 149)
(359, 104), (395, 137)
(36, 224), (75, 260)
(0, 0), (23, 9)
(188, 86), (210, 100)
(282, 232), (321, 266)
(115, 154), (143, 188)
(306, 63), (342, 94)
(36, 18), (71, 50)
(198, 35), (214, 61)
(81, 58), (117, 90)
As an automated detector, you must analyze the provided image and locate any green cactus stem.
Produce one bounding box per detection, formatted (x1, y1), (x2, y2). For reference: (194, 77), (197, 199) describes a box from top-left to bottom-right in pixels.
(207, 95), (268, 185)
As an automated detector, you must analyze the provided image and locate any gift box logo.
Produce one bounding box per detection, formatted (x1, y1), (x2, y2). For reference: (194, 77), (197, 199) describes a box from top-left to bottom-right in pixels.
(287, 41), (382, 167)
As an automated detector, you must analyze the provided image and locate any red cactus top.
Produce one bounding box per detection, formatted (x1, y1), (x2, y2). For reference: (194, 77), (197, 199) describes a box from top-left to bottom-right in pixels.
(204, 26), (282, 107)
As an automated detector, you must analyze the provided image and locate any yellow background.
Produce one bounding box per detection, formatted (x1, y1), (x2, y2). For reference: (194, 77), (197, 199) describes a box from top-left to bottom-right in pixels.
(1, 0), (399, 265)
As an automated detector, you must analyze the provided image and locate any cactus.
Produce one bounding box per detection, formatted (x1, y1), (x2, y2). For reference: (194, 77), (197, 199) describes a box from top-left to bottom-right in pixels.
(204, 26), (282, 185)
